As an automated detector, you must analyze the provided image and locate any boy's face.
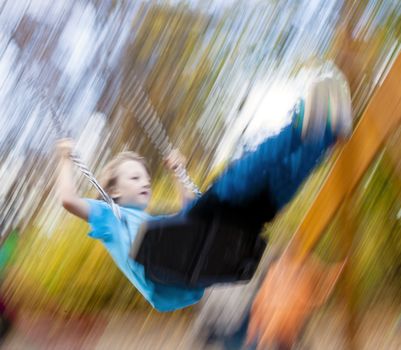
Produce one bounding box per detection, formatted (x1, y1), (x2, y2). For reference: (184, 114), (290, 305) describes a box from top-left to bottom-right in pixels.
(113, 160), (151, 209)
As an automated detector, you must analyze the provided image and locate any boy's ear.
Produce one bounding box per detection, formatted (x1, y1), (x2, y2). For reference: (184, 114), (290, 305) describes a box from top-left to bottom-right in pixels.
(109, 186), (121, 201)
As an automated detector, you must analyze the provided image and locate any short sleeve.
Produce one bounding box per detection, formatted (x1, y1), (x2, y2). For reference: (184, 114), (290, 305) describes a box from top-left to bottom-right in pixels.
(85, 199), (119, 242)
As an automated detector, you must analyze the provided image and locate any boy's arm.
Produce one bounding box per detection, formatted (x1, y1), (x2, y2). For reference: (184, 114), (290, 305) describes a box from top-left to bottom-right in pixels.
(165, 149), (195, 207)
(56, 139), (89, 221)
(173, 174), (195, 207)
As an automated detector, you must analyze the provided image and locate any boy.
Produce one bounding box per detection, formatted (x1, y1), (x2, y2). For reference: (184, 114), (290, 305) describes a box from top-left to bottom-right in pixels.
(56, 72), (352, 312)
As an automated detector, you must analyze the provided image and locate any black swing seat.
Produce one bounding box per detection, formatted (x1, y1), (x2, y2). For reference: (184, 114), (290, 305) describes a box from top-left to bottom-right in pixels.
(130, 193), (272, 289)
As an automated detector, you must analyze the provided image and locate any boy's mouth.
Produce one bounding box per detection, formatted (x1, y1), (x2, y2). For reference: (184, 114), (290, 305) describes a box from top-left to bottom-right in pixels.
(139, 191), (149, 196)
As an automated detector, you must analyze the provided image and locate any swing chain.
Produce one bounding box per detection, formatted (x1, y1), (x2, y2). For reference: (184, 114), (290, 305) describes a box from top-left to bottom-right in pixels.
(34, 85), (122, 219)
(122, 77), (202, 197)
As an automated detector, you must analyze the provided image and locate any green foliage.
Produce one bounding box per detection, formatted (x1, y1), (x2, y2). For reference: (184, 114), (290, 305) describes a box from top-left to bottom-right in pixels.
(4, 217), (147, 315)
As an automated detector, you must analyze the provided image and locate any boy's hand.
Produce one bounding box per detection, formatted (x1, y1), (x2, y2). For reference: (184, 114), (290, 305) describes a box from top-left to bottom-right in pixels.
(164, 149), (187, 172)
(164, 149), (195, 203)
(56, 138), (74, 159)
(56, 138), (89, 221)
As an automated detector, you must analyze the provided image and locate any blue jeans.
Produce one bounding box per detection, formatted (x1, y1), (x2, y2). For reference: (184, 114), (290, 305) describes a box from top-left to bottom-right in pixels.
(202, 99), (335, 219)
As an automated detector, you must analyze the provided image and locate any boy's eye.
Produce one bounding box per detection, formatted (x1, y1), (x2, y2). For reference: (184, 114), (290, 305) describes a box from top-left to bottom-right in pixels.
(131, 176), (139, 180)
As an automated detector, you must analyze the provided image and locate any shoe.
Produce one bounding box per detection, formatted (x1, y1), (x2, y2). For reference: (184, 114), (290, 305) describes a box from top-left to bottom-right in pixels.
(302, 67), (352, 141)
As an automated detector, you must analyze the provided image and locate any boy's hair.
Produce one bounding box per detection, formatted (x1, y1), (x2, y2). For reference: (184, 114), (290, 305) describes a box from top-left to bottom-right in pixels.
(97, 151), (149, 201)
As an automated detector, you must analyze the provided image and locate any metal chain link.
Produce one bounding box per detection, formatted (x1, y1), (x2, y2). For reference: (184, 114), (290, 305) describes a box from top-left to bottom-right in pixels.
(34, 84), (121, 219)
(121, 76), (202, 197)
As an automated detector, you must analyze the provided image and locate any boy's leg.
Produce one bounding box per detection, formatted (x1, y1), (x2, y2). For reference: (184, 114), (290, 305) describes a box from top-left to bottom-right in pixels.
(210, 101), (304, 192)
(185, 103), (306, 226)
(206, 111), (334, 211)
(262, 126), (335, 210)
(199, 75), (352, 219)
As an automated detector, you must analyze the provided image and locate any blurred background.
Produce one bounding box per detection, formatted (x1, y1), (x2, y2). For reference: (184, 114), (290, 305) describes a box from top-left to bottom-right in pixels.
(0, 0), (400, 348)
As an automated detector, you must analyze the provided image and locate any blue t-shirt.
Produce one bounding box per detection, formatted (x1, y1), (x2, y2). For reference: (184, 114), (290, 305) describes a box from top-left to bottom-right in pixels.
(85, 199), (205, 312)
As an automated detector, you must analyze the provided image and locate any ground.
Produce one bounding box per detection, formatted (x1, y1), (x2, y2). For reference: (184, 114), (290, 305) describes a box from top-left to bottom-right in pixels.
(1, 303), (400, 349)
